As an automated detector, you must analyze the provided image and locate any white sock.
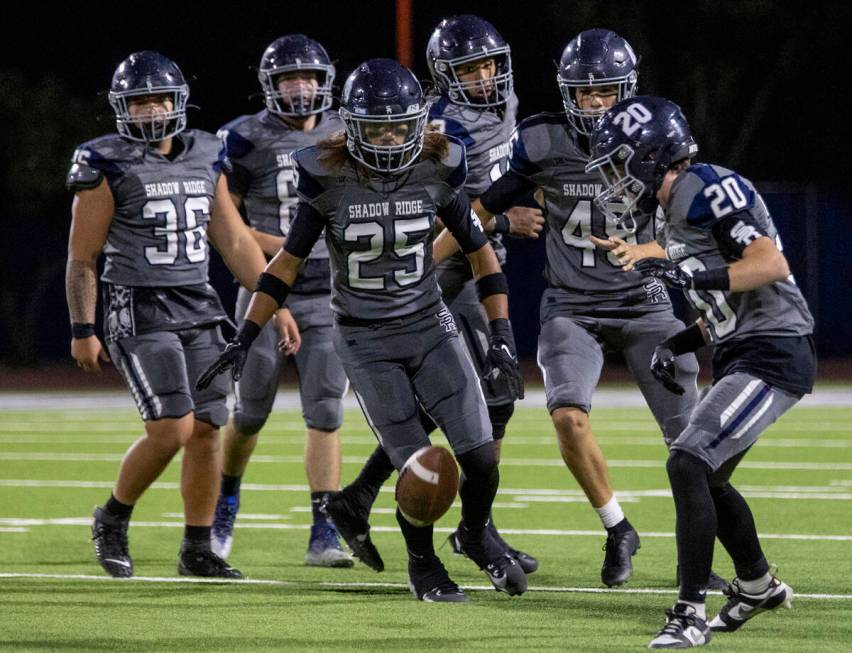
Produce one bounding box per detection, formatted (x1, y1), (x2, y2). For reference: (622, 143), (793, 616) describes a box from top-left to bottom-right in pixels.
(738, 572), (772, 594)
(594, 496), (625, 529)
(678, 600), (706, 620)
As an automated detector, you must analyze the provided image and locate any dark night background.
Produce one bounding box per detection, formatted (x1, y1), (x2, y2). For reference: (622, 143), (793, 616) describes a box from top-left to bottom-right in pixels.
(1, 1), (850, 373)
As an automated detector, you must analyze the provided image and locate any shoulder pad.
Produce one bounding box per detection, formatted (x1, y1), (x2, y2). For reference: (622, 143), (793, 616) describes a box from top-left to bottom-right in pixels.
(292, 146), (327, 202)
(65, 136), (127, 191)
(217, 115), (256, 160)
(440, 135), (468, 190)
(428, 101), (475, 149)
(185, 129), (230, 174)
(681, 164), (756, 228)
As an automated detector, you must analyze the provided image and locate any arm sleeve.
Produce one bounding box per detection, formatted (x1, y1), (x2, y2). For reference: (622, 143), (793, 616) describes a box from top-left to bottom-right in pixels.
(711, 210), (770, 258)
(283, 202), (327, 259)
(438, 189), (489, 254)
(479, 170), (537, 215)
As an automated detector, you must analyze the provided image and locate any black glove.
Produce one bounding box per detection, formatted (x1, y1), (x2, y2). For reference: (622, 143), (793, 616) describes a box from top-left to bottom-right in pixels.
(196, 320), (261, 391)
(650, 344), (685, 395)
(634, 258), (692, 289)
(484, 318), (525, 400)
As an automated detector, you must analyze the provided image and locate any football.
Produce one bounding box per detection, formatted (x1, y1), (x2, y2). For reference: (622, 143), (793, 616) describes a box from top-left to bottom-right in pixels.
(395, 445), (459, 526)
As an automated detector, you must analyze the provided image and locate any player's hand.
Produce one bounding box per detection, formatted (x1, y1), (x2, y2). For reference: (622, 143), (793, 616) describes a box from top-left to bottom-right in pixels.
(634, 258), (692, 289)
(506, 206), (544, 239)
(484, 318), (525, 400)
(589, 236), (640, 271)
(196, 338), (250, 390)
(650, 344), (685, 395)
(71, 335), (110, 373)
(275, 308), (301, 356)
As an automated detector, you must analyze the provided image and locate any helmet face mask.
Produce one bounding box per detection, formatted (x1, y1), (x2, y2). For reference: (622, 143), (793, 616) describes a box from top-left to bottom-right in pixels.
(586, 144), (647, 233)
(427, 15), (513, 108)
(556, 29), (638, 136)
(258, 35), (336, 117)
(340, 106), (429, 174)
(109, 51), (189, 143)
(339, 58), (429, 174)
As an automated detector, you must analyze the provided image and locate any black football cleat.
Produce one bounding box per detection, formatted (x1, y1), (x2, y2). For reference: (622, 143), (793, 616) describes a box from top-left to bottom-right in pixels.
(709, 575), (792, 632)
(486, 520), (539, 574)
(408, 554), (467, 603)
(601, 527), (640, 587)
(321, 490), (384, 572)
(454, 524), (527, 596)
(178, 542), (243, 578)
(91, 506), (133, 578)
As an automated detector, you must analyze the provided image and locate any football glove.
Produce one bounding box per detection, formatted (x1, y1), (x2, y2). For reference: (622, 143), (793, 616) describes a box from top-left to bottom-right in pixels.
(650, 344), (685, 395)
(196, 338), (250, 391)
(634, 258), (692, 289)
(484, 318), (525, 400)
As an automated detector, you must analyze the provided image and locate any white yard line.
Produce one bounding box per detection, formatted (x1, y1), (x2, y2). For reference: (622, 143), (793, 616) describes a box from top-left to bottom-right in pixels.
(1, 517), (851, 542)
(0, 572), (849, 600)
(2, 387), (850, 410)
(2, 453), (852, 472)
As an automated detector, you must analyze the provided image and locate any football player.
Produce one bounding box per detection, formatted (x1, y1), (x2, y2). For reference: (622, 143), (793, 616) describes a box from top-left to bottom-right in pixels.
(468, 29), (702, 587)
(197, 59), (527, 602)
(65, 51), (298, 578)
(322, 14), (543, 575)
(587, 96), (815, 648)
(211, 35), (353, 568)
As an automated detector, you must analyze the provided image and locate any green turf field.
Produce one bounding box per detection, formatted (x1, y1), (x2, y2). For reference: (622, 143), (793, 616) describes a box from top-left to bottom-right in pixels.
(1, 396), (851, 651)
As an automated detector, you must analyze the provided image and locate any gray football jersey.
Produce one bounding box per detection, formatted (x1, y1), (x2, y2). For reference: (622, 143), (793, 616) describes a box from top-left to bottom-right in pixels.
(66, 130), (223, 287)
(292, 136), (474, 319)
(218, 109), (342, 260)
(428, 94), (517, 269)
(661, 163), (814, 343)
(511, 112), (669, 311)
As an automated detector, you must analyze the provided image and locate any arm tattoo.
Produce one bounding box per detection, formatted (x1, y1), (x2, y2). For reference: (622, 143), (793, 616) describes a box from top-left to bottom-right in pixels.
(66, 260), (98, 323)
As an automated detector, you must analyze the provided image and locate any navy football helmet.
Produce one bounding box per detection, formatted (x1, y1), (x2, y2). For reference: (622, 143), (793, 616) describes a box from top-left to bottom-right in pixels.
(557, 29), (638, 136)
(258, 35), (335, 117)
(108, 51), (189, 142)
(585, 96), (698, 230)
(339, 59), (429, 174)
(426, 14), (512, 108)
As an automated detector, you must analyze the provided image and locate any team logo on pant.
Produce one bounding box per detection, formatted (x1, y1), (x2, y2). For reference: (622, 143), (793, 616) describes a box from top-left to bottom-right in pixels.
(643, 278), (669, 304)
(106, 285), (135, 342)
(436, 308), (457, 333)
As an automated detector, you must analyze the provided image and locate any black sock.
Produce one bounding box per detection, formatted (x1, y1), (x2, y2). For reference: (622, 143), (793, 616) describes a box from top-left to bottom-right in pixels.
(607, 517), (634, 536)
(184, 525), (212, 550)
(347, 445), (394, 506)
(221, 473), (242, 497)
(457, 443), (499, 537)
(711, 483), (769, 580)
(396, 507), (435, 560)
(311, 492), (331, 525)
(667, 451), (715, 603)
(105, 493), (133, 521)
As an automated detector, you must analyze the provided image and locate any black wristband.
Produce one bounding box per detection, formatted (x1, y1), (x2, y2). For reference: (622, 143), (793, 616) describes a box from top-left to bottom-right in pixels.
(489, 318), (512, 338)
(492, 214), (510, 234)
(71, 323), (96, 339)
(691, 267), (730, 290)
(254, 272), (291, 306)
(476, 272), (509, 301)
(661, 321), (706, 356)
(236, 320), (262, 347)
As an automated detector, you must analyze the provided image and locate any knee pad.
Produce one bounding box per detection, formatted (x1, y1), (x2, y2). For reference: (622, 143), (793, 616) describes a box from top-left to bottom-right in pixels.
(666, 449), (711, 483)
(232, 411), (269, 436)
(304, 396), (344, 432)
(456, 441), (497, 481)
(487, 402), (514, 441)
